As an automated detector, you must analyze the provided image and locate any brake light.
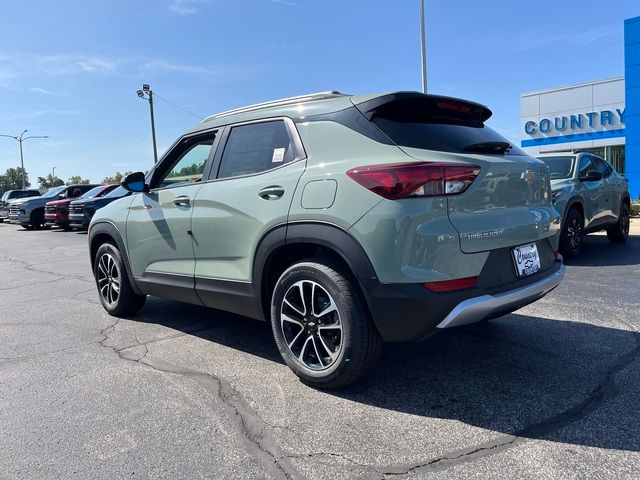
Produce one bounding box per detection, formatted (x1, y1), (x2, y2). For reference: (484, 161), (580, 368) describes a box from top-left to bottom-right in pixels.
(346, 162), (480, 200)
(422, 276), (478, 292)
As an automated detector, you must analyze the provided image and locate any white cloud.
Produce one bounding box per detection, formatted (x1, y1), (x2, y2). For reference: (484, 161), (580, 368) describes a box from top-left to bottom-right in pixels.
(513, 25), (621, 52)
(168, 0), (207, 15)
(139, 60), (224, 76)
(29, 87), (56, 95)
(0, 52), (250, 82)
(36, 54), (121, 76)
(6, 109), (83, 120)
(269, 0), (313, 9)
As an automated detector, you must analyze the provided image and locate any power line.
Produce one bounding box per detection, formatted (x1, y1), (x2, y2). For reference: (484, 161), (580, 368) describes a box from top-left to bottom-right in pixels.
(154, 93), (202, 120)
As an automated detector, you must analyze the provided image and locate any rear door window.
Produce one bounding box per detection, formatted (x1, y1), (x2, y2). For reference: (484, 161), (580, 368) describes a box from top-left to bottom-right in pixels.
(217, 120), (296, 179)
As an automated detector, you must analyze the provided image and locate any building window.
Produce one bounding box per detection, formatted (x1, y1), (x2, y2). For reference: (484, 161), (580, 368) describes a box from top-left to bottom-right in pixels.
(605, 145), (625, 174)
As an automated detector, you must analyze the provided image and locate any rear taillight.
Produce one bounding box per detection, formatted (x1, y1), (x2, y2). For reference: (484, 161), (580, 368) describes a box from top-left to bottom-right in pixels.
(346, 162), (480, 200)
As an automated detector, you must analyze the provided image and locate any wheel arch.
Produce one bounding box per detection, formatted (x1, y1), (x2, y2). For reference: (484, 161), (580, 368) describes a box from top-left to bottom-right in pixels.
(563, 196), (585, 224)
(253, 222), (378, 322)
(89, 222), (142, 294)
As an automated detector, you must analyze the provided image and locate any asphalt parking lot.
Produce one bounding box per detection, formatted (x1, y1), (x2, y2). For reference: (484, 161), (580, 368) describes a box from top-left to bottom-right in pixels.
(1, 221), (639, 479)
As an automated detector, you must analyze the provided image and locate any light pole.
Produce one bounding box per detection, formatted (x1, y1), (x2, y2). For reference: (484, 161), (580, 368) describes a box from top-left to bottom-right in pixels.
(52, 167), (57, 181)
(0, 130), (49, 189)
(419, 0), (427, 93)
(137, 84), (158, 163)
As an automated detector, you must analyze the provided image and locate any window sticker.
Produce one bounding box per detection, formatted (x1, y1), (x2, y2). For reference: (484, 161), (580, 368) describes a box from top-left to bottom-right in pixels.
(272, 148), (285, 163)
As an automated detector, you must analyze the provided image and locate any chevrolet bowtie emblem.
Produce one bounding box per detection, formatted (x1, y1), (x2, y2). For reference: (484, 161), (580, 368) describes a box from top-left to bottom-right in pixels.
(521, 170), (536, 183)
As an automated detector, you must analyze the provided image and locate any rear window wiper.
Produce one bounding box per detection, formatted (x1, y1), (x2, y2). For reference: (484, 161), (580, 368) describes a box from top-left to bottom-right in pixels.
(463, 141), (512, 155)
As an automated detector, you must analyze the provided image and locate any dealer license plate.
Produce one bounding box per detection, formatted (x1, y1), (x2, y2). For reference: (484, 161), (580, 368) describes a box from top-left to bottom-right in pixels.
(512, 243), (541, 277)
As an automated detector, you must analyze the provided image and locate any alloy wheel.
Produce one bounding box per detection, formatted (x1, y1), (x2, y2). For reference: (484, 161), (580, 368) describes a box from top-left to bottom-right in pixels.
(622, 207), (630, 236)
(97, 253), (121, 307)
(567, 216), (583, 251)
(280, 280), (343, 371)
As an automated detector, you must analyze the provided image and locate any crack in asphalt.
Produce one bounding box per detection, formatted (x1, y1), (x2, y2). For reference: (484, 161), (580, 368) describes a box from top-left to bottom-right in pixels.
(1, 253), (92, 284)
(281, 328), (640, 478)
(97, 319), (300, 480)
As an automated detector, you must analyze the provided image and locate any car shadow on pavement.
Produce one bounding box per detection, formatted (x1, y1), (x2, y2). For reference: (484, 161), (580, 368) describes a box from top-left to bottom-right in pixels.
(133, 298), (640, 453)
(563, 233), (640, 267)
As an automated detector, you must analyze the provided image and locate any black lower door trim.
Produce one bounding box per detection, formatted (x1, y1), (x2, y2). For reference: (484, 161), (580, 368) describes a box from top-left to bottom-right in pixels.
(136, 272), (203, 306)
(195, 277), (262, 320)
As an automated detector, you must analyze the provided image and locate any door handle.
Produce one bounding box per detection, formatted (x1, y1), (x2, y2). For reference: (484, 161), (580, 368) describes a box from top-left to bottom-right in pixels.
(172, 196), (191, 207)
(259, 186), (285, 200)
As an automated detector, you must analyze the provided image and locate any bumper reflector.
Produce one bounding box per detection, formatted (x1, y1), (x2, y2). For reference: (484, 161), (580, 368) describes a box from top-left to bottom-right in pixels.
(422, 276), (478, 292)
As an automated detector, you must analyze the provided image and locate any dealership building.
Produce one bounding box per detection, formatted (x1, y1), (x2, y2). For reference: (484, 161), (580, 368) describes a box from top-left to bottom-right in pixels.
(520, 16), (640, 198)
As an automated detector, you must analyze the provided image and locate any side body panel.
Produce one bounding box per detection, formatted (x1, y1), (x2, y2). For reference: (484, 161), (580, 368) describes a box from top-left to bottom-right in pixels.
(126, 184), (204, 280)
(288, 120), (405, 229)
(191, 161), (306, 283)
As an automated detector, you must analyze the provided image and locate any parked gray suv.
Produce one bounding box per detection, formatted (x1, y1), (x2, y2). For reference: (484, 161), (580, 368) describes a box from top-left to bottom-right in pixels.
(0, 189), (41, 222)
(538, 152), (630, 257)
(89, 91), (565, 388)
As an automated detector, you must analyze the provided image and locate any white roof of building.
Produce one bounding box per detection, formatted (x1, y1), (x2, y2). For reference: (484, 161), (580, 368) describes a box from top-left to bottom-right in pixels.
(521, 76), (624, 98)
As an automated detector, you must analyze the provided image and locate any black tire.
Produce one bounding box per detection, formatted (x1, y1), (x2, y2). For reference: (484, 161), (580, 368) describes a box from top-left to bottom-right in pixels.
(606, 202), (630, 243)
(560, 208), (584, 258)
(30, 209), (45, 229)
(94, 243), (146, 316)
(270, 260), (382, 389)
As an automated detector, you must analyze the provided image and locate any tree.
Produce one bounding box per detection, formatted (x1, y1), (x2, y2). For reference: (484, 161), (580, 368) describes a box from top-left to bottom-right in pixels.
(67, 176), (90, 185)
(38, 174), (64, 189)
(0, 167), (30, 193)
(101, 171), (131, 184)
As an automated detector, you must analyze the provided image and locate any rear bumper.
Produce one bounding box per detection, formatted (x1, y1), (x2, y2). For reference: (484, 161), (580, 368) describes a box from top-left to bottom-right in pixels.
(363, 260), (564, 342)
(436, 266), (564, 328)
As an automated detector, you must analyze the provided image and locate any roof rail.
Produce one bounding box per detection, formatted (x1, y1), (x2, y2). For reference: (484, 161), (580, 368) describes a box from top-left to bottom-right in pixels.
(203, 91), (346, 122)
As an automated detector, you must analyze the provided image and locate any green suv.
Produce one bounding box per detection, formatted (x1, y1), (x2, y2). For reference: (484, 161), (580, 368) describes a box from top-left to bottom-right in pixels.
(89, 91), (565, 388)
(538, 152), (630, 257)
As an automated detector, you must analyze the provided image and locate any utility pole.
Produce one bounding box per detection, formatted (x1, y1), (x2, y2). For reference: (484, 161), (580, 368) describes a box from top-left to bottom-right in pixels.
(0, 130), (48, 189)
(137, 84), (158, 163)
(420, 0), (427, 93)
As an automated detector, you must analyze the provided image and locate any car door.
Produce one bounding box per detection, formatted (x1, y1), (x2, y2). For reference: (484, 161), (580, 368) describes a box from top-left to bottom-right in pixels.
(191, 118), (306, 318)
(577, 154), (606, 228)
(126, 130), (218, 304)
(593, 156), (621, 223)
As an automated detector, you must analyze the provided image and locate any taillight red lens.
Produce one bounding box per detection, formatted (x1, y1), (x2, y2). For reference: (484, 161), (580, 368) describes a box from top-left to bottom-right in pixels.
(346, 162), (480, 200)
(422, 276), (478, 292)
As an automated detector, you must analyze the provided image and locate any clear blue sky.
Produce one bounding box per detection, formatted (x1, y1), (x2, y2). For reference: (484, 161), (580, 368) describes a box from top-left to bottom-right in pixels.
(0, 0), (637, 184)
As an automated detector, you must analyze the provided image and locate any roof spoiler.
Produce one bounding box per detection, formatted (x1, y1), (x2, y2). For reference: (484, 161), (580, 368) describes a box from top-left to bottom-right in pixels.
(352, 92), (493, 127)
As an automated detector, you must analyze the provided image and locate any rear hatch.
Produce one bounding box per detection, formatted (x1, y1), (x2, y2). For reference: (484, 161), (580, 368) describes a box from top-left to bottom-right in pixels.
(352, 92), (558, 254)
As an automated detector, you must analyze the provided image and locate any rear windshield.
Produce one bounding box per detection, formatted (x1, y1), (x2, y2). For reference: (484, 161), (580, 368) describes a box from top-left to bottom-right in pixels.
(367, 99), (526, 156)
(539, 156), (574, 180)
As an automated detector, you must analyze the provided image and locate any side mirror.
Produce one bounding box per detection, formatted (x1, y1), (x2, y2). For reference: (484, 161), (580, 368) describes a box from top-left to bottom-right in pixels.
(59, 192), (67, 199)
(580, 170), (603, 182)
(121, 172), (148, 192)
